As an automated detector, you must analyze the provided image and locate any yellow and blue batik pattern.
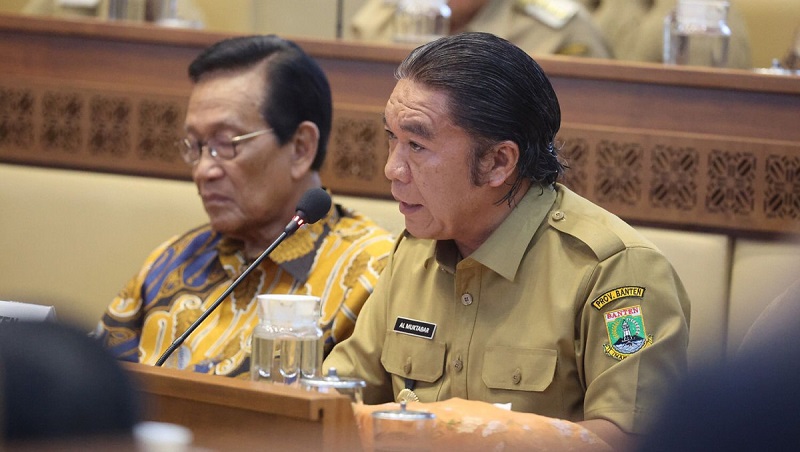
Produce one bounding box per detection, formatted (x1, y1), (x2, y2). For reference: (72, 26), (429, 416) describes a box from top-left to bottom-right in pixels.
(95, 204), (394, 378)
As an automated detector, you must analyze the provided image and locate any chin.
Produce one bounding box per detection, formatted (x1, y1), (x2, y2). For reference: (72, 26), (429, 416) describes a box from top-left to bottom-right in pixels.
(404, 223), (438, 240)
(207, 217), (237, 236)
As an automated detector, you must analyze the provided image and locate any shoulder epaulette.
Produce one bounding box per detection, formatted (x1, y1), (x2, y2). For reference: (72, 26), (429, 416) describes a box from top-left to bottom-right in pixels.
(548, 209), (625, 261)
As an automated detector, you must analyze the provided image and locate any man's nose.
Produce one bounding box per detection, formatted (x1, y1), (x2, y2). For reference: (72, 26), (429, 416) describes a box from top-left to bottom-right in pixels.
(192, 150), (224, 181)
(384, 147), (410, 183)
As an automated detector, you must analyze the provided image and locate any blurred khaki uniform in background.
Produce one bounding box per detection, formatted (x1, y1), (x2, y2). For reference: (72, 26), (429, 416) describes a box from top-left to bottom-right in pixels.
(23, 0), (103, 17)
(22, 0), (204, 25)
(348, 0), (612, 58)
(577, 0), (752, 68)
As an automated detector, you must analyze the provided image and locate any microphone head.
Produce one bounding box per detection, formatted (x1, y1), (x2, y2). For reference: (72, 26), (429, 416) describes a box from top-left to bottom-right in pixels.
(296, 188), (332, 224)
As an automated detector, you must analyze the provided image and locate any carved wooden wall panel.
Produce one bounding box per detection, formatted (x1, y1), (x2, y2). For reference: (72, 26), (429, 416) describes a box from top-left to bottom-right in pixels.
(557, 125), (800, 234)
(0, 78), (189, 179)
(323, 105), (391, 198)
(2, 78), (799, 235)
(321, 106), (800, 234)
(1, 14), (798, 237)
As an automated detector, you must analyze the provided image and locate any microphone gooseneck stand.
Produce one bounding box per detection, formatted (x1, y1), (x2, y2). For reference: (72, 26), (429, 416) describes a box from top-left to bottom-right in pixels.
(155, 227), (292, 367)
(155, 187), (332, 367)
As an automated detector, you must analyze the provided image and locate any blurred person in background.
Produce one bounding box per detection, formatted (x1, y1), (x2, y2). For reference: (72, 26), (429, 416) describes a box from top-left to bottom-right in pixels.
(347, 0), (612, 58)
(577, 0), (752, 68)
(22, 0), (204, 26)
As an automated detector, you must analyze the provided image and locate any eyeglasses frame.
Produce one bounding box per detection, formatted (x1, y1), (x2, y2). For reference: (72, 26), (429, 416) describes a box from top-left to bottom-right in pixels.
(179, 128), (272, 165)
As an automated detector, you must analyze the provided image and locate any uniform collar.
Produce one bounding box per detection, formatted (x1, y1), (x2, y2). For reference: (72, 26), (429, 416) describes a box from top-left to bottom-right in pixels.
(456, 185), (556, 281)
(216, 201), (338, 284)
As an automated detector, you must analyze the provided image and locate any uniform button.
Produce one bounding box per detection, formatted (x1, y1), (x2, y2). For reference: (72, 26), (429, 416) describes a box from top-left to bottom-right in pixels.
(461, 293), (473, 306)
(551, 211), (565, 221)
(404, 357), (412, 375)
(453, 357), (463, 372)
(512, 368), (522, 385)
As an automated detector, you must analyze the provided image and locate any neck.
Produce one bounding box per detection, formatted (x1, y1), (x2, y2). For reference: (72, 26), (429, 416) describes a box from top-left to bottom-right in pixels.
(242, 172), (324, 260)
(454, 182), (530, 258)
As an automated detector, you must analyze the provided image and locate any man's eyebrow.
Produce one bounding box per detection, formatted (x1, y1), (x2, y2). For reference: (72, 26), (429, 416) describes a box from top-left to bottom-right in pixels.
(382, 115), (434, 140)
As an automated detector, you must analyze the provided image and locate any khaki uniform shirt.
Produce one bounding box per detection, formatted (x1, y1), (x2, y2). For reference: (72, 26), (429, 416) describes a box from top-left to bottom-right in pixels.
(348, 0), (612, 58)
(23, 0), (205, 25)
(325, 184), (690, 434)
(22, 0), (102, 17)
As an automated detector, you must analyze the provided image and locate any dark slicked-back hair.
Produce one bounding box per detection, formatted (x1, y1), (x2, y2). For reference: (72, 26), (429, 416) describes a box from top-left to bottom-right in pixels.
(188, 35), (332, 171)
(395, 32), (564, 204)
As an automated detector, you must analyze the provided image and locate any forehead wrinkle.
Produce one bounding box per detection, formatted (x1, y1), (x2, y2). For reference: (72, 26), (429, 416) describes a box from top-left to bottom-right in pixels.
(384, 111), (436, 141)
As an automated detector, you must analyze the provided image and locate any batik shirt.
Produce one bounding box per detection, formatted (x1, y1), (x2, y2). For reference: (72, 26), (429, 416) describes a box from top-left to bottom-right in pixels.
(94, 203), (394, 378)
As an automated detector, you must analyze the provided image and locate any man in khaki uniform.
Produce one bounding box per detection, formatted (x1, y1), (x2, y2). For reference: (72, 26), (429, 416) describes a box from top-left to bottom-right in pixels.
(324, 32), (690, 450)
(348, 0), (612, 58)
(22, 0), (205, 25)
(22, 0), (102, 17)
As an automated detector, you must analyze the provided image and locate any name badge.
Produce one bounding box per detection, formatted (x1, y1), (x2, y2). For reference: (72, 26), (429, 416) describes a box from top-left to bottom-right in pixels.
(393, 316), (436, 340)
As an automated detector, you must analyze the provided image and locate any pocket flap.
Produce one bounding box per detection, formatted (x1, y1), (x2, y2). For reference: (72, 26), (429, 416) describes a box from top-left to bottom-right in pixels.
(381, 331), (445, 383)
(482, 346), (557, 392)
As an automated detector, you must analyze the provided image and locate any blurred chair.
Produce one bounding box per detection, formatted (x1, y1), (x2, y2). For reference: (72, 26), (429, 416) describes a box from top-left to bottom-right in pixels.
(738, 278), (800, 356)
(635, 226), (731, 368)
(726, 238), (800, 356)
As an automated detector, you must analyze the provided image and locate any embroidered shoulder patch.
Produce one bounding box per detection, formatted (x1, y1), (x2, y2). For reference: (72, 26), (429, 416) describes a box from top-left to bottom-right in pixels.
(603, 305), (653, 361)
(592, 286), (645, 310)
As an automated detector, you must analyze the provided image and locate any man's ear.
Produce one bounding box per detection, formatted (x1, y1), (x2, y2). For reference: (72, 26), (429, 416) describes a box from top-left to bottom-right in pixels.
(483, 140), (519, 188)
(289, 121), (320, 179)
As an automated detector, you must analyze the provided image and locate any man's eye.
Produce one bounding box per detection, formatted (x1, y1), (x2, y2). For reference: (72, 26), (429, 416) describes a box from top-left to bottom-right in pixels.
(385, 130), (397, 140)
(409, 142), (423, 152)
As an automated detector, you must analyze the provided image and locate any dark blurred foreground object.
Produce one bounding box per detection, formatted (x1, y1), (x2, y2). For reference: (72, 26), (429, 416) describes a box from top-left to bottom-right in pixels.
(636, 283), (800, 452)
(0, 321), (140, 443)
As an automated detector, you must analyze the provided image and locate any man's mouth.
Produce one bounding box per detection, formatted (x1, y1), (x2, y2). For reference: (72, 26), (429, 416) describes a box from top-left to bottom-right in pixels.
(398, 201), (422, 215)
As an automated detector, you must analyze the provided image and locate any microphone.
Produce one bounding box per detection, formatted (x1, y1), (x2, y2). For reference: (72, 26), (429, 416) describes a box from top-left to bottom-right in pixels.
(155, 187), (332, 367)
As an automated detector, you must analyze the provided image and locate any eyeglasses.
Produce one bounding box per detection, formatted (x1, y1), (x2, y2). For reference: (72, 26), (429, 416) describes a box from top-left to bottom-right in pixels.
(178, 128), (272, 165)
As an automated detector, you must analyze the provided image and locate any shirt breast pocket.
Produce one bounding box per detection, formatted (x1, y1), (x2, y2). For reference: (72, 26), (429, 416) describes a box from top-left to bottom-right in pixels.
(482, 345), (557, 392)
(381, 331), (446, 383)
